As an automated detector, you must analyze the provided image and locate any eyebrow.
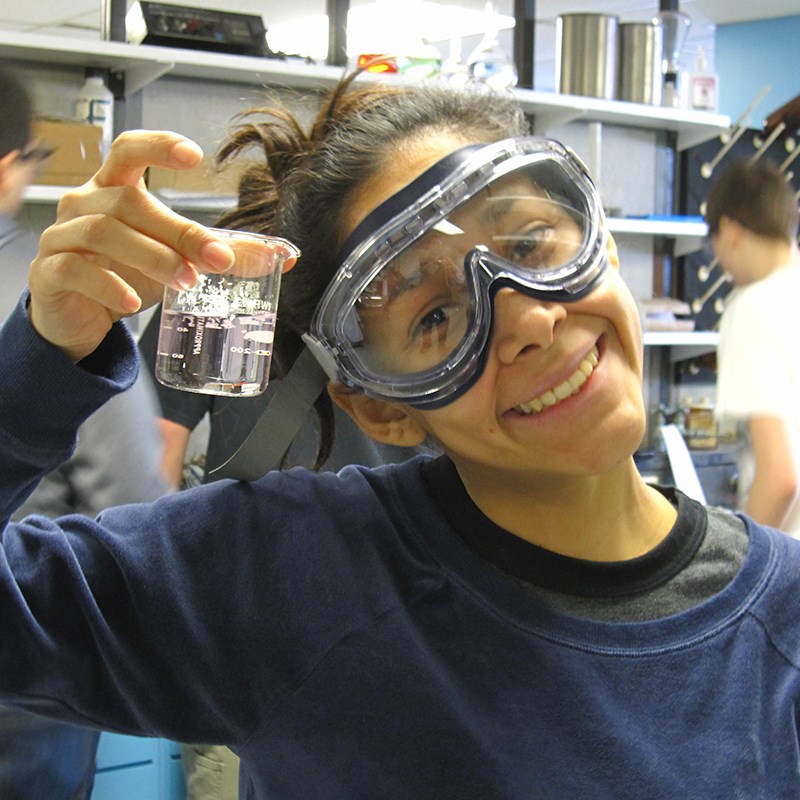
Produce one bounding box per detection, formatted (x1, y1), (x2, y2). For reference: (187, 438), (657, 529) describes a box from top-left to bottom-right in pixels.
(359, 253), (465, 311)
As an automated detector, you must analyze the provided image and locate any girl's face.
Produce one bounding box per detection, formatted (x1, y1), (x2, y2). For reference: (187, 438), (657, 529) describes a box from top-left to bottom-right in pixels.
(353, 173), (586, 378)
(341, 135), (646, 484)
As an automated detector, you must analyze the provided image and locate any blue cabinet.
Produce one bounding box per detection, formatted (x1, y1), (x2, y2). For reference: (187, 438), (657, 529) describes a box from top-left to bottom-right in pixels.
(91, 734), (186, 800)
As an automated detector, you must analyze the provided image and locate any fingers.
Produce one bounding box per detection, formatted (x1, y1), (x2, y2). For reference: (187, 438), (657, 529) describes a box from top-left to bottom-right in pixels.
(31, 250), (145, 317)
(24, 129), (239, 361)
(93, 129), (204, 189)
(25, 128), (301, 363)
(282, 254), (299, 274)
(278, 244), (300, 274)
(38, 211), (199, 294)
(78, 129), (236, 279)
(51, 180), (235, 289)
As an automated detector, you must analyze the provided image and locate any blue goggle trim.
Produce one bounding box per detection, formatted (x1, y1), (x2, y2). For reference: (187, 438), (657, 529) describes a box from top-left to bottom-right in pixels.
(302, 136), (608, 408)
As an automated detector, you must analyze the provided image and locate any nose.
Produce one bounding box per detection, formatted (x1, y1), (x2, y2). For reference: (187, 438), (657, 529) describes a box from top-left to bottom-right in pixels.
(490, 287), (567, 364)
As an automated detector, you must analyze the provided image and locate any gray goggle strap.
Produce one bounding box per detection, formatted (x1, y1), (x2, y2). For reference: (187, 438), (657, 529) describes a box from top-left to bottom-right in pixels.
(207, 347), (329, 481)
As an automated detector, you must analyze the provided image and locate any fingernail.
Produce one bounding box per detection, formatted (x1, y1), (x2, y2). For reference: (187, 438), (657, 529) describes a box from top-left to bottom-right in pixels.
(201, 240), (235, 271)
(172, 140), (203, 166)
(175, 263), (197, 290)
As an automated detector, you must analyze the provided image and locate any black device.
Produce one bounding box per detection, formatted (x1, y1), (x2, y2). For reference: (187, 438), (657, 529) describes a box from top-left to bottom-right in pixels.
(127, 2), (270, 57)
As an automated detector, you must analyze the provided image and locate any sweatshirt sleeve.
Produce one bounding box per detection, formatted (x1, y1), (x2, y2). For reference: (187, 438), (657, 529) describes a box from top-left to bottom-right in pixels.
(0, 295), (138, 520)
(0, 306), (426, 747)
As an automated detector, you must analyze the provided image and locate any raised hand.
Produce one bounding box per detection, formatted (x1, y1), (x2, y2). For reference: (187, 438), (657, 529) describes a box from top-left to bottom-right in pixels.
(27, 130), (237, 362)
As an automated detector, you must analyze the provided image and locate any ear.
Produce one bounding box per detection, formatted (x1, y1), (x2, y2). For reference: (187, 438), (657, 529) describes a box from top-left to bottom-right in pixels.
(0, 150), (19, 192)
(328, 384), (429, 447)
(717, 215), (741, 240)
(606, 233), (621, 272)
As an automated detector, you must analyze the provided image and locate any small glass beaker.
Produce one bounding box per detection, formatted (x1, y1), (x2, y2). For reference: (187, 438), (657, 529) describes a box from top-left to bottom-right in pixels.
(155, 228), (299, 397)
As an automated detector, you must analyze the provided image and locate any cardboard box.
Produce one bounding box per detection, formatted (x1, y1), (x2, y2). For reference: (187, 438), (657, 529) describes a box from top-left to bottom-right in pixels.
(32, 118), (103, 186)
(146, 158), (255, 198)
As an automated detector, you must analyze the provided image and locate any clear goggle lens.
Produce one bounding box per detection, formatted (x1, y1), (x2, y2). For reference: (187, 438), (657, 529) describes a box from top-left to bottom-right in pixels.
(304, 137), (606, 408)
(342, 161), (592, 378)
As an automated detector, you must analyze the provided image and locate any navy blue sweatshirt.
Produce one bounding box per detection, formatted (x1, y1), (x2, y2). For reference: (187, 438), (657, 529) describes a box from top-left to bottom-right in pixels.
(2, 298), (800, 799)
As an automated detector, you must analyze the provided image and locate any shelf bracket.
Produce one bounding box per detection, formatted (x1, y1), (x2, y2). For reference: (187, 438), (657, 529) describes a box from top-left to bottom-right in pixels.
(529, 107), (585, 133)
(123, 60), (176, 97)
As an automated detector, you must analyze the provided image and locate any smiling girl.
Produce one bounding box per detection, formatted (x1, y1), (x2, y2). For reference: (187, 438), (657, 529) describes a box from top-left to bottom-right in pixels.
(1, 73), (799, 799)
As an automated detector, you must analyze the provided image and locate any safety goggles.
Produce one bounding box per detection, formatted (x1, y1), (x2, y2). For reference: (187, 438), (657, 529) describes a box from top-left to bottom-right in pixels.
(302, 136), (609, 409)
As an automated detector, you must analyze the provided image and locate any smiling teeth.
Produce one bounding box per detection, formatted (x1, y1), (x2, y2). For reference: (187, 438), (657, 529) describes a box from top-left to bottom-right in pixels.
(515, 346), (599, 415)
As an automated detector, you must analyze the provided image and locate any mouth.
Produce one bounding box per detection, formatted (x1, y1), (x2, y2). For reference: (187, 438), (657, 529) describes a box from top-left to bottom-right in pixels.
(513, 345), (599, 415)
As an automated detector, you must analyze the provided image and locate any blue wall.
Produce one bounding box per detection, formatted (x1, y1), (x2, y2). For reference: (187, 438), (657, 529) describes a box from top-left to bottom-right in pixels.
(716, 15), (800, 125)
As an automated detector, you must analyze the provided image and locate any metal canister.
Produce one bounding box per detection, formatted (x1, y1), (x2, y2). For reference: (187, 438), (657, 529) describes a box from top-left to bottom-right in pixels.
(556, 13), (619, 100)
(617, 21), (663, 105)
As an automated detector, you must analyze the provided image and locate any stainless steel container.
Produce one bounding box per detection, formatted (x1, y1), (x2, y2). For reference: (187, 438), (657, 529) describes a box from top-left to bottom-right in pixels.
(556, 13), (619, 99)
(617, 21), (663, 105)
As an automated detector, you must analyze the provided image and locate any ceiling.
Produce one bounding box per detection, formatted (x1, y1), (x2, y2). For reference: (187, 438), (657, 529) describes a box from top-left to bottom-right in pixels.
(0, 0), (796, 88)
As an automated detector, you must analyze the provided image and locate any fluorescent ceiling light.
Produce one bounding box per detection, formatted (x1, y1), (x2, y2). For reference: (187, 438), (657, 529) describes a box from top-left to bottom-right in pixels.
(266, 1), (515, 61)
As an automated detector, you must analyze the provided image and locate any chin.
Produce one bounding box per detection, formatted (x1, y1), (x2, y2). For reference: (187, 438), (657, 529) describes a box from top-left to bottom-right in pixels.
(586, 408), (646, 473)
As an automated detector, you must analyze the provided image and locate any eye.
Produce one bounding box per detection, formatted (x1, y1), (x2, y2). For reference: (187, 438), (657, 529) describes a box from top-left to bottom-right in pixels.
(511, 228), (545, 259)
(504, 226), (555, 267)
(418, 306), (450, 331)
(410, 300), (468, 354)
(412, 302), (465, 339)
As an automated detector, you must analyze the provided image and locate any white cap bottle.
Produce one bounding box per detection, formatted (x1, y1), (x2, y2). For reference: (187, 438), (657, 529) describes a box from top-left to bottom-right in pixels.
(75, 74), (114, 155)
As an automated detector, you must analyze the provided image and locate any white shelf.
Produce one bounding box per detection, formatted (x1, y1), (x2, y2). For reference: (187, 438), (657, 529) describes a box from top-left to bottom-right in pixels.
(152, 189), (236, 212)
(608, 218), (707, 238)
(23, 191), (712, 250)
(0, 30), (730, 147)
(0, 30), (350, 96)
(644, 331), (718, 346)
(608, 217), (707, 256)
(514, 87), (729, 151)
(643, 330), (719, 361)
(23, 184), (238, 213)
(22, 184), (71, 203)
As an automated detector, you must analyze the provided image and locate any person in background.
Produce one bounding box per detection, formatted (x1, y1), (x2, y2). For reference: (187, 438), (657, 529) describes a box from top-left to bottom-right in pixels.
(706, 158), (800, 535)
(0, 65), (171, 799)
(3, 72), (800, 799)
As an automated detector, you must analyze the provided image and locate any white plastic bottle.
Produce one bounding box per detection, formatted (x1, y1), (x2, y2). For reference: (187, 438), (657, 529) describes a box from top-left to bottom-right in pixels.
(685, 47), (719, 113)
(75, 74), (114, 155)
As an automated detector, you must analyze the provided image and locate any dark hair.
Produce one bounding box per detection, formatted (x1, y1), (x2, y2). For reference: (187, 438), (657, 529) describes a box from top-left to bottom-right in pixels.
(214, 73), (529, 465)
(0, 67), (33, 159)
(705, 158), (799, 243)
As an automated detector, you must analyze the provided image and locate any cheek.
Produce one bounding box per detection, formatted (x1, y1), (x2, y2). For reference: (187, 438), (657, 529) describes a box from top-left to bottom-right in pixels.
(619, 279), (644, 357)
(590, 272), (643, 366)
(406, 390), (496, 445)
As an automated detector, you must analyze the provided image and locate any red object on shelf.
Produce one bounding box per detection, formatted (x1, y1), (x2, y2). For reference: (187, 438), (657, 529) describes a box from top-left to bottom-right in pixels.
(357, 54), (399, 74)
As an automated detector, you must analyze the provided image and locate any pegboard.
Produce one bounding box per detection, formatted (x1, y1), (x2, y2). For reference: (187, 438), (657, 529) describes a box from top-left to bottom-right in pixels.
(678, 128), (800, 331)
